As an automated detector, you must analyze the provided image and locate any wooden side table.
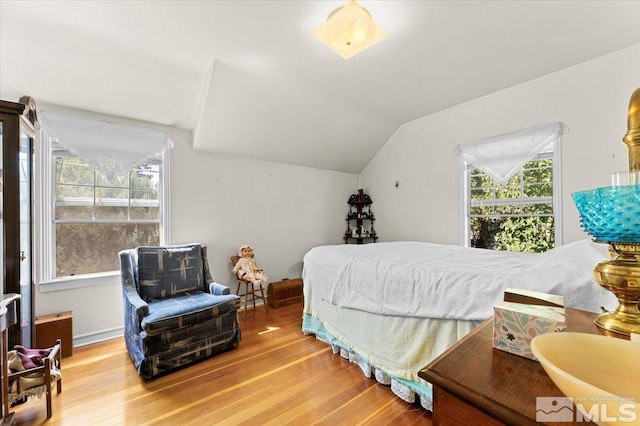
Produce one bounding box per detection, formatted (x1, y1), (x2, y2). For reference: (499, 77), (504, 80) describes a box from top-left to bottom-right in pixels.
(418, 308), (622, 426)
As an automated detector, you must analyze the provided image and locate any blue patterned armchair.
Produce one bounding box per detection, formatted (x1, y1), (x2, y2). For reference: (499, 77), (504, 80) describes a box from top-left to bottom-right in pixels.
(119, 244), (241, 379)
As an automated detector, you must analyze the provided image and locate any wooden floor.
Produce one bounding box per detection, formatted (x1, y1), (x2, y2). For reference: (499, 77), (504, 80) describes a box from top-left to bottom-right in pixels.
(11, 303), (432, 425)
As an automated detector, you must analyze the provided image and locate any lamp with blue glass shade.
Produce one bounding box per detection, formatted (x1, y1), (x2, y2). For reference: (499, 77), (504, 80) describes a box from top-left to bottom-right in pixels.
(572, 88), (640, 337)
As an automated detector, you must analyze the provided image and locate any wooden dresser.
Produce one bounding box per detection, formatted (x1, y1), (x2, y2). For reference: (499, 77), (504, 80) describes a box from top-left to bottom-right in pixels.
(418, 308), (622, 425)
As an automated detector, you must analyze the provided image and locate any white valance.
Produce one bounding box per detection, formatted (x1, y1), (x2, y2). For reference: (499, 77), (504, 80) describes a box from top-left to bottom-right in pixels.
(41, 112), (174, 179)
(455, 122), (569, 184)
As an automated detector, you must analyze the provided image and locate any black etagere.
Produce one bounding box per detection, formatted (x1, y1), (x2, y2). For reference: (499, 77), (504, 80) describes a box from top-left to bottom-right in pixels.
(344, 189), (378, 244)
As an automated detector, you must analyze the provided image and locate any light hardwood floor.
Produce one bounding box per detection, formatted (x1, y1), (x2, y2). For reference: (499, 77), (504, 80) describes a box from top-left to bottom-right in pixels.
(11, 303), (432, 425)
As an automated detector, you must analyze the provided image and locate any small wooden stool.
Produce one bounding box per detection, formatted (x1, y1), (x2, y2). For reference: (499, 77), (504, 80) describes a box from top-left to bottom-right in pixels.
(231, 256), (269, 320)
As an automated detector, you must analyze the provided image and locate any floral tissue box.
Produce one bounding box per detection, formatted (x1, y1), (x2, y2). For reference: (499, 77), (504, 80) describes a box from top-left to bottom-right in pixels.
(492, 288), (566, 361)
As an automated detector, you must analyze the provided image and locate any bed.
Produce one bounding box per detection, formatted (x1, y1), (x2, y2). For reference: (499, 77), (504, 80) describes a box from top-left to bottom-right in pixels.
(301, 239), (617, 410)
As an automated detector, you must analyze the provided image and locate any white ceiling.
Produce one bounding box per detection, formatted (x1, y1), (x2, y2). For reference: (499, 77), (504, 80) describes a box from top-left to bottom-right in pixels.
(2, 1), (640, 173)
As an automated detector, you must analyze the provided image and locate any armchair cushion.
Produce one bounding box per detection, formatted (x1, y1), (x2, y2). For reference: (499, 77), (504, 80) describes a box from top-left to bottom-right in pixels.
(141, 292), (240, 335)
(137, 245), (204, 302)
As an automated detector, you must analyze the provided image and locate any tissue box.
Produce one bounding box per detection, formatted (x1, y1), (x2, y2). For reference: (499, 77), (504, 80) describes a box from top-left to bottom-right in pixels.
(492, 288), (566, 360)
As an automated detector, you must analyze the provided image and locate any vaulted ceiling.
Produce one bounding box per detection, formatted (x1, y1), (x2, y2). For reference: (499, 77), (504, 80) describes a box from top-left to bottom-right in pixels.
(2, 1), (640, 173)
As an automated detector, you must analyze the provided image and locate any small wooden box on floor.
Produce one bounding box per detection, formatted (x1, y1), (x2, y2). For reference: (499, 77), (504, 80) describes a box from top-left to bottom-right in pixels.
(35, 311), (73, 358)
(267, 278), (303, 308)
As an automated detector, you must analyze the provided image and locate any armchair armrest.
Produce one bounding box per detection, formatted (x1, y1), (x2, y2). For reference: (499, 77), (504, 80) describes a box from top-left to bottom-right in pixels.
(119, 250), (149, 330)
(209, 281), (231, 296)
(123, 284), (149, 322)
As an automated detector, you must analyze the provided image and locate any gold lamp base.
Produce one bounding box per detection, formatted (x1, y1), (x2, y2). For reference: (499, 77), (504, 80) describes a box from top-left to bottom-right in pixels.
(593, 243), (640, 336)
(594, 311), (640, 336)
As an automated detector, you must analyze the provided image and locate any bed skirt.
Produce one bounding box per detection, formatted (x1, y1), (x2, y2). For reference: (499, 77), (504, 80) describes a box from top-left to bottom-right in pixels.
(302, 313), (435, 410)
(301, 300), (481, 411)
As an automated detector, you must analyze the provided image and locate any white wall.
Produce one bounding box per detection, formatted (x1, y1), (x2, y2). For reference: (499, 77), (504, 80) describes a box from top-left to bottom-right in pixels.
(359, 44), (640, 246)
(36, 125), (357, 346)
(170, 131), (357, 286)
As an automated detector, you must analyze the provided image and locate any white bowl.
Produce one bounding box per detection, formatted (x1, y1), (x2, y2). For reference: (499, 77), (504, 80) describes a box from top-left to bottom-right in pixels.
(530, 332), (640, 425)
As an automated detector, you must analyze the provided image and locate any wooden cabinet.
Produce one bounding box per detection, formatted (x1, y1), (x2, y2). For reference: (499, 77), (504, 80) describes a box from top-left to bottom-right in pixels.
(0, 97), (38, 349)
(344, 189), (378, 244)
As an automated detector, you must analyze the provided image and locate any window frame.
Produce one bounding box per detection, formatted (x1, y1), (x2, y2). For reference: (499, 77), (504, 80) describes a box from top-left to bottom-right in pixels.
(459, 139), (562, 249)
(36, 125), (171, 292)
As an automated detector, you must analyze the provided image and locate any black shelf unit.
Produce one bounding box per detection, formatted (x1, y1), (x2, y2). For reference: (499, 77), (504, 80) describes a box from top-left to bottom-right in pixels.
(344, 189), (378, 244)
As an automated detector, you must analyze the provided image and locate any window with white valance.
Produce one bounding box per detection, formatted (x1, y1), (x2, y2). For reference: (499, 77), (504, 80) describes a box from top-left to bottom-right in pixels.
(38, 111), (173, 286)
(455, 122), (568, 185)
(456, 122), (568, 252)
(40, 112), (173, 180)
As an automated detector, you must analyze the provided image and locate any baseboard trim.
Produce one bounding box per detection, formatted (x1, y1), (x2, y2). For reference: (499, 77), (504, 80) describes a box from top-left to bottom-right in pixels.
(238, 299), (266, 310)
(74, 326), (124, 348)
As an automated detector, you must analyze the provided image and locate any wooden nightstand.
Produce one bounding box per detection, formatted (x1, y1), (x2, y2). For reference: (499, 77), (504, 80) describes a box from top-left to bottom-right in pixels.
(418, 308), (623, 425)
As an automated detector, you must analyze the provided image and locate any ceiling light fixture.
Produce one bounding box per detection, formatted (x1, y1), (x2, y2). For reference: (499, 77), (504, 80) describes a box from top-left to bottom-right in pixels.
(311, 0), (387, 60)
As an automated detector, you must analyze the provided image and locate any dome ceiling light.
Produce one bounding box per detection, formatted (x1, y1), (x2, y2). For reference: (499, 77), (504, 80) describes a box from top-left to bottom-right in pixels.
(311, 0), (387, 60)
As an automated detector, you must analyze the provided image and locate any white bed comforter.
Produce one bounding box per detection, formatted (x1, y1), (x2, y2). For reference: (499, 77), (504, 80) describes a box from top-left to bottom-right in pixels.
(302, 239), (617, 321)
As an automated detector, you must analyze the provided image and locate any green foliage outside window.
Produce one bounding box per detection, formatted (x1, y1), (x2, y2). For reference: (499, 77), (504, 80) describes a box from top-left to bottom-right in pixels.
(469, 158), (554, 252)
(54, 157), (161, 277)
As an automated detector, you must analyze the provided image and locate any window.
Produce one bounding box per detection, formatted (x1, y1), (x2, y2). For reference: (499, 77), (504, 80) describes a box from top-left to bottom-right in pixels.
(54, 154), (162, 276)
(457, 123), (565, 252)
(465, 155), (556, 252)
(38, 113), (171, 283)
